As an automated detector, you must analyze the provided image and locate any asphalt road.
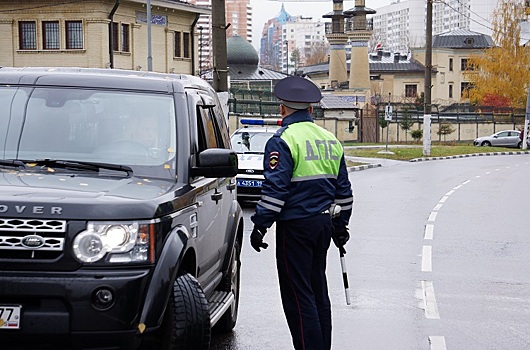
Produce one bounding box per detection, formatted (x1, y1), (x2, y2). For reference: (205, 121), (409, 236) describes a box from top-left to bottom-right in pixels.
(211, 153), (530, 350)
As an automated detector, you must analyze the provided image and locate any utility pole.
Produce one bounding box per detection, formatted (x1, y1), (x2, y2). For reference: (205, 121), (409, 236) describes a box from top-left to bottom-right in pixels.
(423, 0), (432, 156)
(147, 0), (152, 71)
(211, 0), (228, 92)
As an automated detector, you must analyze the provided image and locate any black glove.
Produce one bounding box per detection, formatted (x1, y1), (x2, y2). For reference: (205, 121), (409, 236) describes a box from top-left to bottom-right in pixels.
(250, 226), (268, 252)
(332, 226), (350, 248)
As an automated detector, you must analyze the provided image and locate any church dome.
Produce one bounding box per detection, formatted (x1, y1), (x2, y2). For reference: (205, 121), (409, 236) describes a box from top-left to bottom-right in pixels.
(227, 35), (259, 66)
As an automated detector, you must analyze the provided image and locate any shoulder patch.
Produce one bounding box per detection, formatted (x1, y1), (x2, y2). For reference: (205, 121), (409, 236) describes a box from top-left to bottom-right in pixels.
(268, 151), (280, 170)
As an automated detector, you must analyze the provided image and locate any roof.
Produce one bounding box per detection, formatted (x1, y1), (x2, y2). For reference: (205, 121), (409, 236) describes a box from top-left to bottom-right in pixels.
(320, 94), (360, 110)
(297, 55), (426, 76)
(227, 66), (288, 81)
(432, 29), (494, 49)
(227, 35), (259, 66)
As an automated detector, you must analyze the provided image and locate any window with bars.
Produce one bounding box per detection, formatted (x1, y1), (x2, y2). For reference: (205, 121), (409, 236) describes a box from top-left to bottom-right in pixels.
(43, 21), (60, 50)
(174, 31), (182, 57)
(66, 21), (83, 49)
(19, 21), (37, 50)
(183, 32), (190, 58)
(121, 24), (130, 52)
(112, 22), (119, 51)
(405, 84), (417, 98)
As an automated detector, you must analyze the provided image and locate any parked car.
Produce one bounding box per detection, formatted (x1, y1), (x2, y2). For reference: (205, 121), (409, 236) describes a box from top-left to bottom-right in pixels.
(0, 67), (243, 350)
(473, 130), (524, 148)
(230, 119), (280, 202)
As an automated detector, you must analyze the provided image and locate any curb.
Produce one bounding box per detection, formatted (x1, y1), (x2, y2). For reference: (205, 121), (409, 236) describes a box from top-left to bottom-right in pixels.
(347, 163), (382, 172)
(409, 150), (530, 162)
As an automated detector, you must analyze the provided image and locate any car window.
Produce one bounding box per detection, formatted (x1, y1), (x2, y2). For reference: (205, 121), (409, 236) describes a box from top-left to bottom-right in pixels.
(497, 131), (509, 137)
(231, 131), (274, 153)
(2, 86), (177, 178)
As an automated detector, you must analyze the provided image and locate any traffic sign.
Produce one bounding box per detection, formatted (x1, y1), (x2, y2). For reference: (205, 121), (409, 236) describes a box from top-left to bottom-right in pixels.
(385, 105), (393, 121)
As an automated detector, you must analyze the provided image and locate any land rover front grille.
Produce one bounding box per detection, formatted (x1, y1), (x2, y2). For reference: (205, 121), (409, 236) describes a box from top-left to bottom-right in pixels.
(0, 219), (66, 259)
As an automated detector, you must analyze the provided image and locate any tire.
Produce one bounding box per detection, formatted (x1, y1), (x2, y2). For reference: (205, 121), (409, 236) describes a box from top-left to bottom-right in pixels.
(214, 238), (241, 333)
(481, 141), (491, 146)
(518, 141), (522, 149)
(161, 273), (211, 350)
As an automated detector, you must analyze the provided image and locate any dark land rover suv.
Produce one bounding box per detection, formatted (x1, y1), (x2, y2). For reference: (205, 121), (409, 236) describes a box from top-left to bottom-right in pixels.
(0, 67), (243, 349)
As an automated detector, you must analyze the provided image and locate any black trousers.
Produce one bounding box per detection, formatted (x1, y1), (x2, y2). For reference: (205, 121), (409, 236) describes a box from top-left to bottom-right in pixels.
(276, 214), (332, 350)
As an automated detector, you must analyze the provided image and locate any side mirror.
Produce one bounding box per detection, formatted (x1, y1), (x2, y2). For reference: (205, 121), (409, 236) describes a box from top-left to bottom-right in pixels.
(191, 148), (238, 178)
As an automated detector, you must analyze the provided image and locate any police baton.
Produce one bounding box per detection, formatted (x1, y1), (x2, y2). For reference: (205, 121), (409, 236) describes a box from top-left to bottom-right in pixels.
(330, 204), (351, 305)
(338, 245), (351, 305)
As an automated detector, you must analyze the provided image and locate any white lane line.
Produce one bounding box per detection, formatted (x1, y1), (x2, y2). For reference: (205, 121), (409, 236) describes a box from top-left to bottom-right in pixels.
(421, 246), (432, 272)
(453, 184), (462, 190)
(485, 171), (491, 174)
(475, 175), (481, 178)
(428, 212), (438, 222)
(461, 179), (471, 185)
(429, 336), (447, 350)
(439, 196), (449, 203)
(445, 189), (455, 196)
(422, 281), (440, 319)
(424, 224), (434, 240)
(433, 203), (443, 211)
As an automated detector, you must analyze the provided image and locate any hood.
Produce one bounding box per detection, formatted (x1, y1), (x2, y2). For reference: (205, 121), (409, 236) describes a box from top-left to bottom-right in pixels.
(0, 170), (185, 220)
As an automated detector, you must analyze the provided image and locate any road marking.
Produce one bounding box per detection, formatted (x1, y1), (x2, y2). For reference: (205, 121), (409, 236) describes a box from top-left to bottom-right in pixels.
(428, 212), (438, 222)
(462, 179), (471, 185)
(421, 246), (432, 271)
(445, 189), (455, 196)
(433, 203), (443, 211)
(422, 281), (440, 319)
(439, 196), (448, 203)
(424, 224), (434, 240)
(485, 171), (490, 174)
(453, 184), (462, 190)
(429, 336), (447, 350)
(475, 175), (481, 178)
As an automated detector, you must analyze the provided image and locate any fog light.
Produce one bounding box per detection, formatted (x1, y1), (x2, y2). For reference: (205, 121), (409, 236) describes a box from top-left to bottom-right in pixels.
(93, 287), (115, 310)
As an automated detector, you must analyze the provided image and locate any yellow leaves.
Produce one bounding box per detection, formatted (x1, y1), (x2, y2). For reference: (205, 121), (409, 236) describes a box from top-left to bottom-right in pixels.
(466, 1), (530, 108)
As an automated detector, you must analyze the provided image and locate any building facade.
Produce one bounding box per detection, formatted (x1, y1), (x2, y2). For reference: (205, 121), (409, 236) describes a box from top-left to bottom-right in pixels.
(298, 30), (494, 107)
(370, 0), (498, 53)
(0, 0), (209, 74)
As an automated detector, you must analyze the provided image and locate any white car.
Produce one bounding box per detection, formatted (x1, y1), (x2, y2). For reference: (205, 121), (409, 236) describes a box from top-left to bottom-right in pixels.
(473, 130), (524, 148)
(230, 119), (280, 201)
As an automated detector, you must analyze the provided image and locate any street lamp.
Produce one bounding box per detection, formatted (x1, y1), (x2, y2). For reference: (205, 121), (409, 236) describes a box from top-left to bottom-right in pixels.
(147, 0), (152, 71)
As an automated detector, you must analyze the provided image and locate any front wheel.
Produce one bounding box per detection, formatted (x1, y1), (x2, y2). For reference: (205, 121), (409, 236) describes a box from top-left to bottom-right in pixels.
(481, 141), (491, 147)
(161, 273), (211, 350)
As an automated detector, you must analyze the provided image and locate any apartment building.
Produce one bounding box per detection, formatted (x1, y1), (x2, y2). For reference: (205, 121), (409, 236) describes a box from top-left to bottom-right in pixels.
(281, 17), (327, 74)
(0, 0), (210, 74)
(188, 0), (252, 75)
(371, 0), (497, 53)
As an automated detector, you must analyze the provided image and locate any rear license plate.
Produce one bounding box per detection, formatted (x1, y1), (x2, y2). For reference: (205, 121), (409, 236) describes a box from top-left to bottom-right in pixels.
(237, 179), (263, 188)
(0, 305), (21, 329)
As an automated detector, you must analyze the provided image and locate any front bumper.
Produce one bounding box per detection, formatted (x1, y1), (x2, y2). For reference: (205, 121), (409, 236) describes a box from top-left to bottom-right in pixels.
(0, 269), (152, 349)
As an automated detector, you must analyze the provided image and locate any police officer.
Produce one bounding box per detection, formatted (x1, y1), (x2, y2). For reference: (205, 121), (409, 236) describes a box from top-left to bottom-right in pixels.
(250, 76), (354, 350)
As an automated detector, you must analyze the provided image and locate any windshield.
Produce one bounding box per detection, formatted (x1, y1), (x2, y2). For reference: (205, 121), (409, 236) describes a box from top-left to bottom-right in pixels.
(230, 131), (275, 153)
(0, 86), (176, 178)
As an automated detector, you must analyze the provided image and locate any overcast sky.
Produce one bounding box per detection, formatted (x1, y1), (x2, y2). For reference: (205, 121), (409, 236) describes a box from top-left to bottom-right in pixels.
(250, 0), (391, 51)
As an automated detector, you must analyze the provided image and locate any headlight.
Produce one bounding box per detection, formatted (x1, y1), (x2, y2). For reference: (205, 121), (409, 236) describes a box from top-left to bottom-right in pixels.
(73, 222), (153, 264)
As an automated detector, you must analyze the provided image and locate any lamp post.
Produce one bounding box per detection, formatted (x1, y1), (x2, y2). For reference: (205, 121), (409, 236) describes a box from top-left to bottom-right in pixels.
(423, 0), (432, 156)
(147, 0), (152, 71)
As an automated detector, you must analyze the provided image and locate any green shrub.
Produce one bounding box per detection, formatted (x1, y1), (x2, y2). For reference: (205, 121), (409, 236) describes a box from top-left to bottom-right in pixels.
(411, 129), (423, 143)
